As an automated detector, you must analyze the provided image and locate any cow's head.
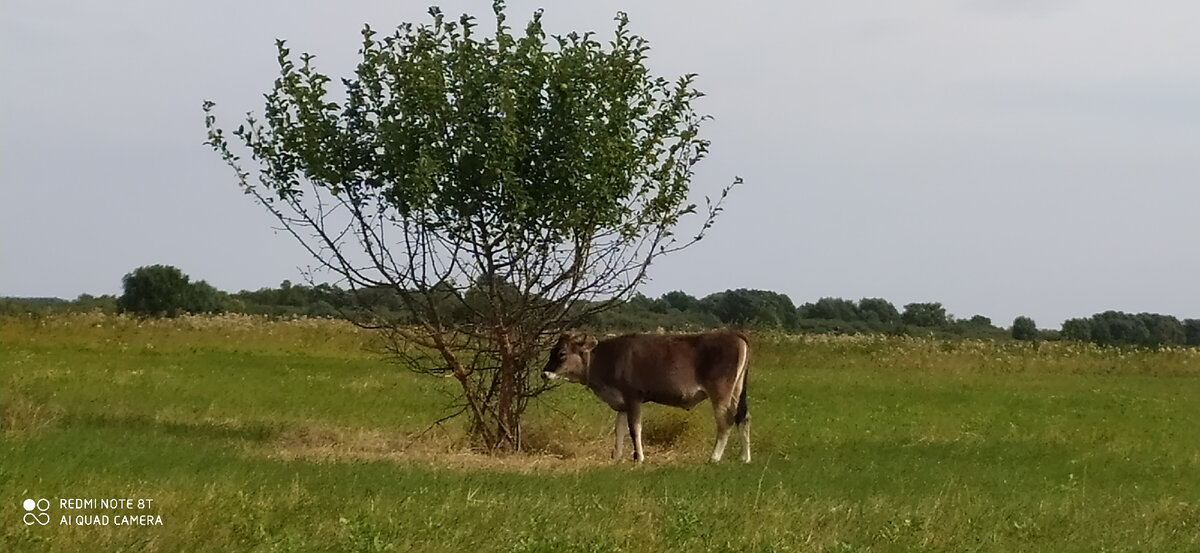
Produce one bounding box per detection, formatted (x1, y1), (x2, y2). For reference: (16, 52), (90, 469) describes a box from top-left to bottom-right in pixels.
(542, 333), (598, 383)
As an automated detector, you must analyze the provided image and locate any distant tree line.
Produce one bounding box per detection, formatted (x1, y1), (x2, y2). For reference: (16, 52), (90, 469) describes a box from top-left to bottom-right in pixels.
(586, 291), (1012, 340)
(3, 264), (1196, 348)
(1060, 311), (1199, 348)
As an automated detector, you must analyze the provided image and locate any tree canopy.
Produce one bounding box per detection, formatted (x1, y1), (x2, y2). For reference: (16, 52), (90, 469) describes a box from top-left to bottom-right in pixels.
(1011, 316), (1038, 341)
(117, 264), (225, 317)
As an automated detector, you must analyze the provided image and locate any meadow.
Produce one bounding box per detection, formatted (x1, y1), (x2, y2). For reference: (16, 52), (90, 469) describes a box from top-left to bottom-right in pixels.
(2, 313), (1197, 552)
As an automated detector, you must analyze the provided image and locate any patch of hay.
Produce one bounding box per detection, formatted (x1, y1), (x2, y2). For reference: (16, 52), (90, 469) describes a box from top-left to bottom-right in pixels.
(253, 421), (701, 473)
(1, 397), (63, 436)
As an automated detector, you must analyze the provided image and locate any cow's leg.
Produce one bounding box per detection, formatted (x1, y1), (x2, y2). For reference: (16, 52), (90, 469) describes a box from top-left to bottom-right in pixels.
(730, 332), (751, 463)
(626, 401), (644, 463)
(737, 419), (751, 463)
(712, 429), (732, 462)
(613, 411), (627, 460)
(711, 409), (733, 462)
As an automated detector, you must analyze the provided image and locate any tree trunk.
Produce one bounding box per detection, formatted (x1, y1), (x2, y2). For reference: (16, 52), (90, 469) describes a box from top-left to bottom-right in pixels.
(494, 326), (519, 451)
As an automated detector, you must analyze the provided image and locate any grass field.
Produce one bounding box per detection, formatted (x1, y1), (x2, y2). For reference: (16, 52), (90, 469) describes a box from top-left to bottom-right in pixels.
(2, 312), (1198, 552)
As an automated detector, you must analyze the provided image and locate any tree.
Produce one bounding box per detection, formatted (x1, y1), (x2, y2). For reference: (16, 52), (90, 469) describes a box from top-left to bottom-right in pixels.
(1089, 311), (1152, 346)
(966, 315), (992, 326)
(118, 265), (222, 317)
(661, 290), (699, 313)
(74, 293), (118, 313)
(627, 293), (670, 315)
(580, 294), (714, 331)
(204, 3), (737, 451)
(857, 298), (900, 324)
(901, 302), (947, 327)
(188, 280), (228, 315)
(701, 289), (796, 329)
(1138, 313), (1184, 347)
(1184, 319), (1200, 347)
(1011, 316), (1038, 341)
(1060, 318), (1092, 342)
(798, 297), (859, 321)
(1061, 311), (1189, 348)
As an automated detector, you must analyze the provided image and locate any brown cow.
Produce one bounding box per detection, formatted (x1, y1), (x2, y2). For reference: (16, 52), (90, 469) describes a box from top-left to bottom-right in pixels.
(542, 330), (751, 463)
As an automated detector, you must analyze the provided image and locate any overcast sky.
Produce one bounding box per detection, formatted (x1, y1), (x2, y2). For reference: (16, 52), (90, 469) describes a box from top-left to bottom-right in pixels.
(2, 1), (1197, 326)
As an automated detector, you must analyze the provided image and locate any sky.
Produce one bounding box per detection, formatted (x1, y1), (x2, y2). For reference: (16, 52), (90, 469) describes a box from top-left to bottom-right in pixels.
(2, 1), (1197, 327)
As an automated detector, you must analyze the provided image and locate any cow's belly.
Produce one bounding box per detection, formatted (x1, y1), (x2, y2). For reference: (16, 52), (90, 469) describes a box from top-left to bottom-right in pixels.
(645, 387), (708, 410)
(591, 384), (627, 410)
(589, 383), (708, 411)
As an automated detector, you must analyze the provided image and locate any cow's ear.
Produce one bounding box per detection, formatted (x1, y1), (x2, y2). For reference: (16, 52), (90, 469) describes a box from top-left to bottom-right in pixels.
(557, 332), (572, 344)
(581, 335), (598, 352)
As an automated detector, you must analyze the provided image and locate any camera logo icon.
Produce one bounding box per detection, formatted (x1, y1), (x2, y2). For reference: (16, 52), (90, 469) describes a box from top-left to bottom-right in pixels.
(23, 498), (50, 526)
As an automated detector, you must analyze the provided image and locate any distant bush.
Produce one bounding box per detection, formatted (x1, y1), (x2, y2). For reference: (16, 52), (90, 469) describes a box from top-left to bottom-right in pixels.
(939, 319), (1008, 340)
(585, 307), (721, 333)
(117, 265), (227, 317)
(792, 318), (877, 335)
(858, 298), (901, 324)
(661, 291), (699, 312)
(798, 297), (860, 321)
(1061, 318), (1092, 342)
(699, 289), (797, 330)
(1186, 319), (1200, 347)
(1012, 316), (1038, 341)
(967, 315), (992, 326)
(901, 302), (948, 327)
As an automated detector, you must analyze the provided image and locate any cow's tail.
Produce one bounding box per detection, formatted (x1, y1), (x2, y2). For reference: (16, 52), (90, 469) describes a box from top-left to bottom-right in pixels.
(735, 373), (749, 425)
(733, 332), (750, 425)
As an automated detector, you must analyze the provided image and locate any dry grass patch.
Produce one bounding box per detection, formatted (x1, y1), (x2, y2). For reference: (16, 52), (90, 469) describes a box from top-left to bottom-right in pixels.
(253, 421), (701, 473)
(1, 396), (63, 436)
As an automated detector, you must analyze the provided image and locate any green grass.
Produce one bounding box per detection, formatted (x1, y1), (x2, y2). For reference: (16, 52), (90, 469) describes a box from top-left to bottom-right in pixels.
(2, 313), (1198, 552)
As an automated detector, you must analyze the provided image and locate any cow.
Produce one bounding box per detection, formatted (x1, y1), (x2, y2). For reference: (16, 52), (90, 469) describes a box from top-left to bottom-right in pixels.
(541, 330), (751, 463)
